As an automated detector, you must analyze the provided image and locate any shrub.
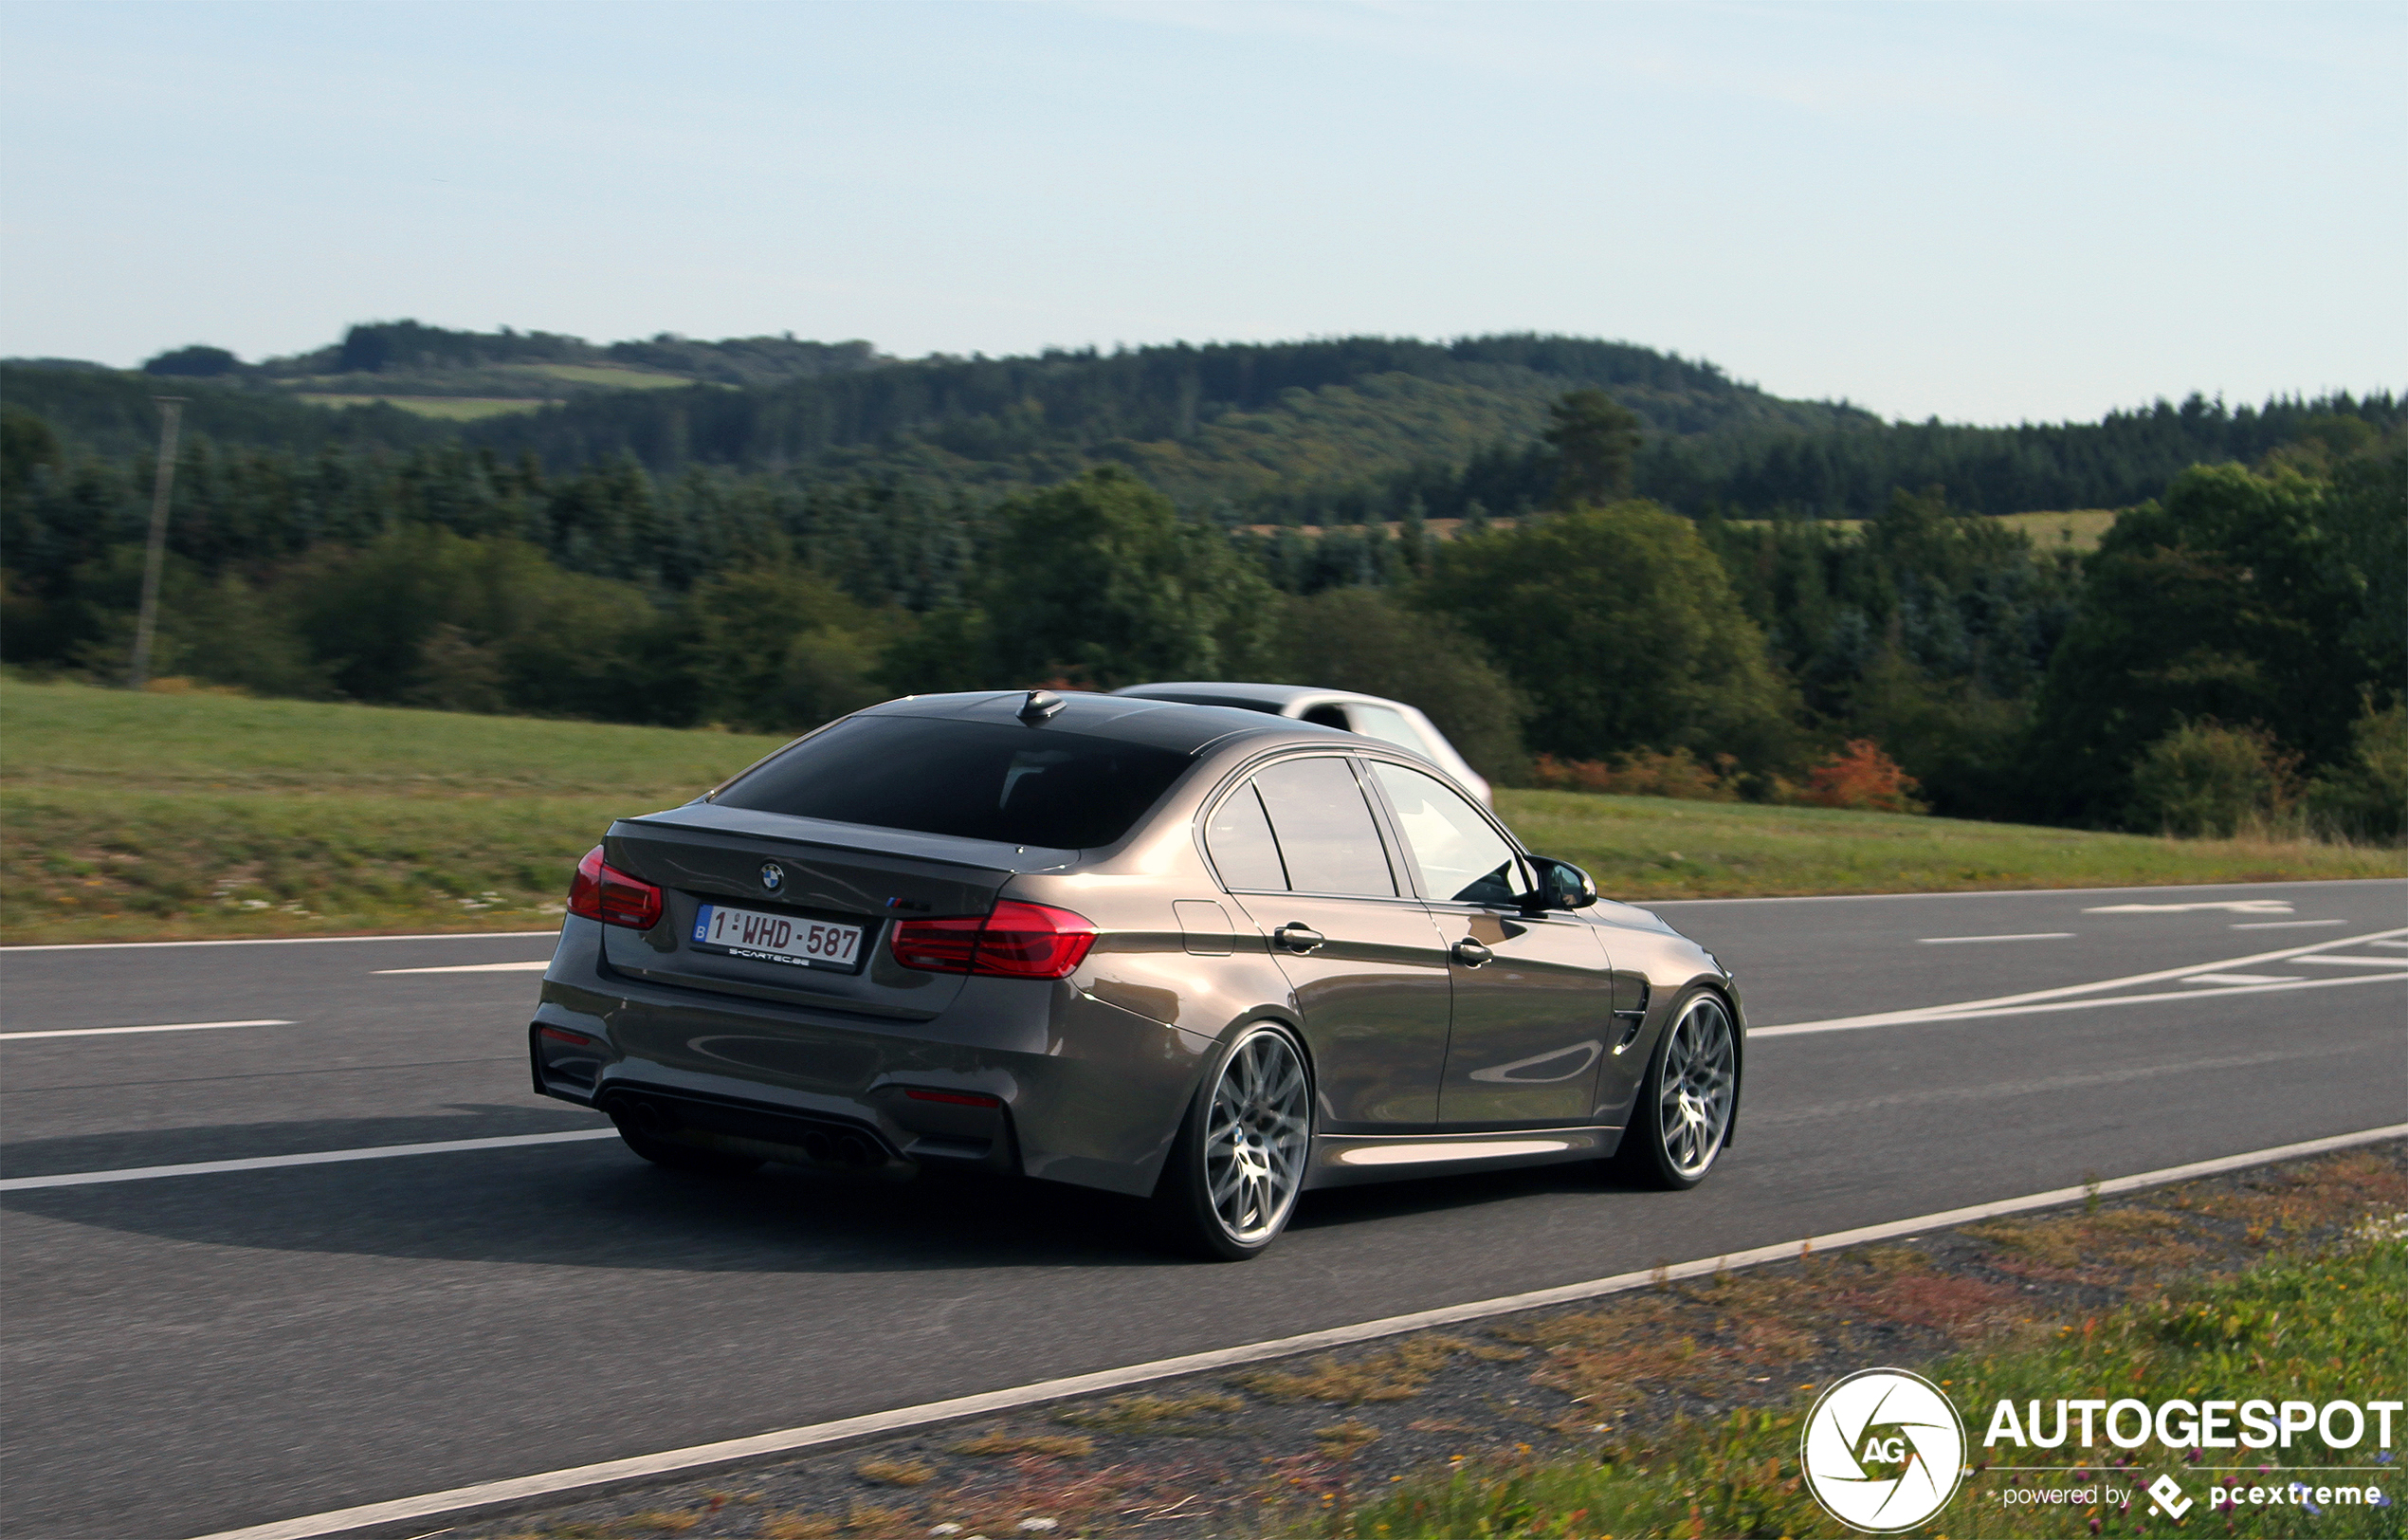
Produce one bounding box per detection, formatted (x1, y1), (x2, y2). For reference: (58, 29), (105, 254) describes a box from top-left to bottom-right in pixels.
(1794, 740), (1926, 814)
(1527, 748), (1740, 802)
(2127, 719), (2299, 836)
(2306, 702), (2407, 840)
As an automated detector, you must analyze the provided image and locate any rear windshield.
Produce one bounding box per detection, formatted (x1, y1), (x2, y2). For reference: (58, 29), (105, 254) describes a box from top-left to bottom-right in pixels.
(714, 716), (1194, 850)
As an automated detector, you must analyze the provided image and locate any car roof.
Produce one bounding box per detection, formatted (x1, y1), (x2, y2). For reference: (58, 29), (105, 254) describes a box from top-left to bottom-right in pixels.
(860, 689), (1354, 755)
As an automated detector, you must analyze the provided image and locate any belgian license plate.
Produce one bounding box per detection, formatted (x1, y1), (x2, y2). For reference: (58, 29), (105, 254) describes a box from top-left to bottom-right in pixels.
(691, 904), (867, 972)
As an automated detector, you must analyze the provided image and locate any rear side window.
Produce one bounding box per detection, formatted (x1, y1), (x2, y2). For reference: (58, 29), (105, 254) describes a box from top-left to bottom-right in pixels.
(1205, 782), (1288, 890)
(715, 717), (1192, 849)
(1250, 757), (1396, 897)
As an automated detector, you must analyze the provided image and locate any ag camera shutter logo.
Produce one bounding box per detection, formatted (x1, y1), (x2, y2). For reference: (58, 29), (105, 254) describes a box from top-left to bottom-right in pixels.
(1802, 1368), (1967, 1531)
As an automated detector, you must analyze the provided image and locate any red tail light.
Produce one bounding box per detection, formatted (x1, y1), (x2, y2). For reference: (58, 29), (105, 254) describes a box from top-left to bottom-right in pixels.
(567, 846), (664, 930)
(889, 900), (1097, 980)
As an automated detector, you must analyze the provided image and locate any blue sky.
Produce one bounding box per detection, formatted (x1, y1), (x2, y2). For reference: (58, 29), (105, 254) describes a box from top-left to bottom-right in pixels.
(1, 1), (2399, 423)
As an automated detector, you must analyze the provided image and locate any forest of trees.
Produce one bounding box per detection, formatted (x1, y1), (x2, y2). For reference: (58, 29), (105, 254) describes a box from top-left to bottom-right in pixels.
(21, 326), (2392, 517)
(4, 337), (2401, 841)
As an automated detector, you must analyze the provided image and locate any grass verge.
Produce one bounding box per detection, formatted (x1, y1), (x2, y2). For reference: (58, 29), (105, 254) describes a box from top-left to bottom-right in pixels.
(0, 679), (787, 943)
(1495, 788), (2400, 902)
(3, 678), (2396, 944)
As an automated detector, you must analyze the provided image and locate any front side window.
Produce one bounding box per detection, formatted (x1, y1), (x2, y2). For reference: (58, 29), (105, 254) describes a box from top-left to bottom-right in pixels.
(714, 717), (1192, 849)
(1250, 757), (1396, 897)
(1371, 761), (1530, 907)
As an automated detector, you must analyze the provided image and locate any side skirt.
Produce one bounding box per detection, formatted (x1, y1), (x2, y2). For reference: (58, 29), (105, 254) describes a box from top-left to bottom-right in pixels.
(1304, 1128), (1619, 1190)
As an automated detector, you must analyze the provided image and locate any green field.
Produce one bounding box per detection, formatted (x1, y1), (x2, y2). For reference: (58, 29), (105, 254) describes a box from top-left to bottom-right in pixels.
(521, 362), (695, 389)
(287, 394), (547, 420)
(1725, 508), (2124, 551)
(1, 679), (2395, 944)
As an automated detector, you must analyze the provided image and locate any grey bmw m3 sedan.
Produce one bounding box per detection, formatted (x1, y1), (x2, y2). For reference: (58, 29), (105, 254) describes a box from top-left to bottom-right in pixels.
(530, 688), (1744, 1259)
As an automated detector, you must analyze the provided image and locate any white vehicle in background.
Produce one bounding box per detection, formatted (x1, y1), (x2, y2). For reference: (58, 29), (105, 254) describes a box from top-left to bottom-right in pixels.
(1109, 682), (1492, 805)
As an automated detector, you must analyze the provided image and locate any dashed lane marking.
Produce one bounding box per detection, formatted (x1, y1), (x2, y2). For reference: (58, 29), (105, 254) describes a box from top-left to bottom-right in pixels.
(0, 1018), (291, 1042)
(4, 931), (558, 952)
(0, 1128), (619, 1191)
(1916, 932), (2073, 944)
(374, 961), (552, 975)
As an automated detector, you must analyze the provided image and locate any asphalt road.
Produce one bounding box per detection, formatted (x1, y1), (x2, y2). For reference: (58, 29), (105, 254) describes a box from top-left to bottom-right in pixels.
(3, 878), (2402, 1539)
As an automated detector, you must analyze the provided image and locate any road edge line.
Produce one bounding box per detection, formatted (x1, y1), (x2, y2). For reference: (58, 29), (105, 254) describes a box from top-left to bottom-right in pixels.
(183, 1121), (2408, 1540)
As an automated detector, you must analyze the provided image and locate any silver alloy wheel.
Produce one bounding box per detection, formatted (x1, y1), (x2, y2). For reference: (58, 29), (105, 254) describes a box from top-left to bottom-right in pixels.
(1657, 995), (1736, 1178)
(1205, 1027), (1311, 1244)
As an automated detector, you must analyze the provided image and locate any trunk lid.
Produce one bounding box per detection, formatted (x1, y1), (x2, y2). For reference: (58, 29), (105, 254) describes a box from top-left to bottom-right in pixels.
(598, 802), (1072, 1019)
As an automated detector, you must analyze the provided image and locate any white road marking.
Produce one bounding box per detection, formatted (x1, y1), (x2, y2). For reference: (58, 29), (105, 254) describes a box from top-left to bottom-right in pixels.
(1752, 926), (2408, 1036)
(1916, 932), (2073, 944)
(374, 961), (551, 975)
(184, 1122), (2408, 1540)
(2289, 954), (2408, 967)
(2232, 919), (2346, 930)
(1647, 878), (2398, 908)
(0, 1128), (619, 1191)
(0, 1018), (290, 1042)
(2376, 940), (2408, 948)
(1756, 972), (2401, 1036)
(2085, 901), (2294, 915)
(3, 930), (559, 952)
(2180, 974), (2299, 986)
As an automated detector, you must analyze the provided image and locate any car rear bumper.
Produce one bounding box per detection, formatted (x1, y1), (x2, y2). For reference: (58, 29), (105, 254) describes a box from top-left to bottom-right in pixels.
(531, 916), (1214, 1196)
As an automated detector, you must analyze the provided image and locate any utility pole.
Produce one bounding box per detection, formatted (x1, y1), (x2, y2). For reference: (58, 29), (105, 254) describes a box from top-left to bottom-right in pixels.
(127, 396), (186, 691)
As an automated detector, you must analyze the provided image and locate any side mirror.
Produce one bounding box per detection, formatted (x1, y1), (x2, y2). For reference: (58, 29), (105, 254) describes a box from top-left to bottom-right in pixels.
(1530, 856), (1598, 911)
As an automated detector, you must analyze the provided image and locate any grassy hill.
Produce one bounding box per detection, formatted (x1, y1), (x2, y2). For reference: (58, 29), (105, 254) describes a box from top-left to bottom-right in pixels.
(4, 679), (2393, 945)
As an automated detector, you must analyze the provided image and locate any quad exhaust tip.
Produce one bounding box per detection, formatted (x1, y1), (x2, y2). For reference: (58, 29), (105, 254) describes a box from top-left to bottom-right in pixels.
(610, 1093), (887, 1171)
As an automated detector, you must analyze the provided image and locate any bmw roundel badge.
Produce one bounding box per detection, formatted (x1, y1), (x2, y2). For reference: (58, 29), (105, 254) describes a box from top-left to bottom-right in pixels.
(759, 862), (785, 892)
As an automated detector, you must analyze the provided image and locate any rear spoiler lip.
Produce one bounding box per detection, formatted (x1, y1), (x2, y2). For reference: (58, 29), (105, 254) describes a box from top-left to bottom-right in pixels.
(611, 804), (1079, 876)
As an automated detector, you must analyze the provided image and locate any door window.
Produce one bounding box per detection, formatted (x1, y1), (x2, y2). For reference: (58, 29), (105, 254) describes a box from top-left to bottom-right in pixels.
(1251, 758), (1396, 897)
(1371, 761), (1532, 907)
(1204, 781), (1288, 891)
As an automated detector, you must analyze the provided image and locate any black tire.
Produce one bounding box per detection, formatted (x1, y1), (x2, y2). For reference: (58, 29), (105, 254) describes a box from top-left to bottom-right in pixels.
(1153, 1022), (1314, 1261)
(1612, 987), (1738, 1190)
(615, 1123), (764, 1177)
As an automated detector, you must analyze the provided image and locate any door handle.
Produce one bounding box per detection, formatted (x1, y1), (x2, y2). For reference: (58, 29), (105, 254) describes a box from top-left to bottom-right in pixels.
(1451, 938), (1493, 967)
(1274, 923), (1325, 954)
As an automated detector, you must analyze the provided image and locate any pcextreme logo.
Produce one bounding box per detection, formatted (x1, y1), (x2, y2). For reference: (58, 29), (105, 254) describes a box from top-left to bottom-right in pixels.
(1801, 1368), (1968, 1532)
